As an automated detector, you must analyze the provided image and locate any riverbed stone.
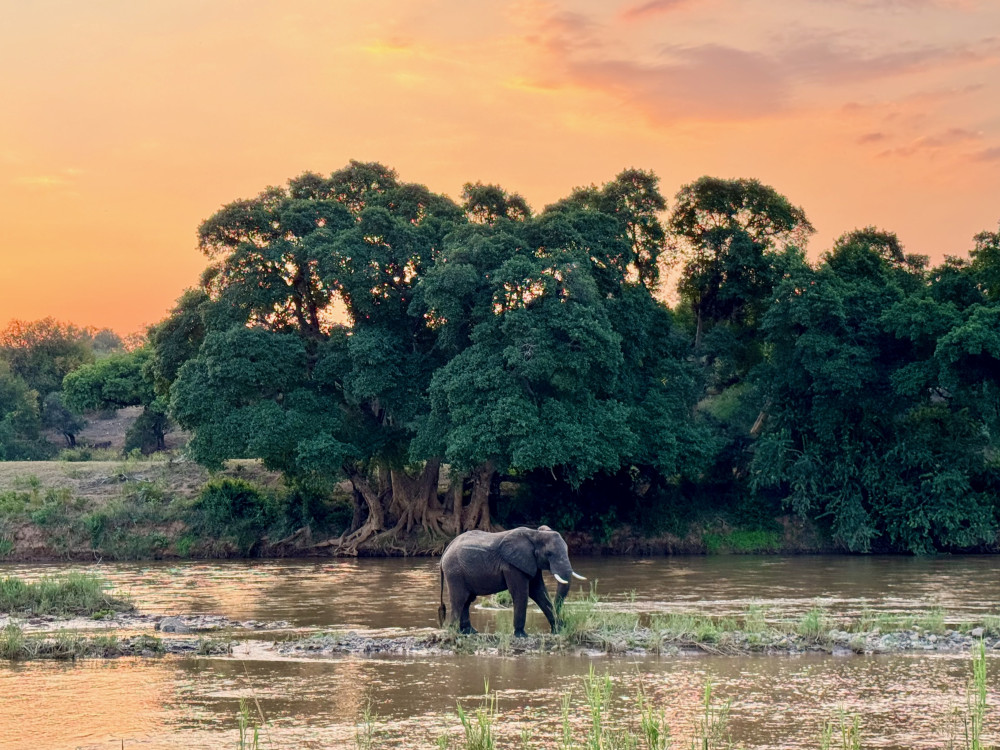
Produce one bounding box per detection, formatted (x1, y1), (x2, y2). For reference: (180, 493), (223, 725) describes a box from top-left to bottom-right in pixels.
(156, 616), (193, 634)
(970, 627), (985, 638)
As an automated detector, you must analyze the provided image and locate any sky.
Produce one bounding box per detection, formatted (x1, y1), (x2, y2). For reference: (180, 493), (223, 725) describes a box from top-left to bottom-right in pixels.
(1, 0), (999, 334)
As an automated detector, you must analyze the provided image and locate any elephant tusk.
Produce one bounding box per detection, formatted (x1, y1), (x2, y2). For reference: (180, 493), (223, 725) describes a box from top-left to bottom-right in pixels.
(572, 572), (586, 580)
(552, 573), (569, 584)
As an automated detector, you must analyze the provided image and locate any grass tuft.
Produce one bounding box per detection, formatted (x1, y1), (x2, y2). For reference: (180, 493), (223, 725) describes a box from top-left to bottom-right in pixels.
(0, 573), (133, 616)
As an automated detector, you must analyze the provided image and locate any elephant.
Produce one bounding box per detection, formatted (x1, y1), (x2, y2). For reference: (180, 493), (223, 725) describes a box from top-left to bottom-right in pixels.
(437, 525), (585, 637)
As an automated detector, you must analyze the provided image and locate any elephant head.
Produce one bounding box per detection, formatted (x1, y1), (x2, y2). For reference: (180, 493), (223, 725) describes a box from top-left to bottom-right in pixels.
(498, 525), (584, 604)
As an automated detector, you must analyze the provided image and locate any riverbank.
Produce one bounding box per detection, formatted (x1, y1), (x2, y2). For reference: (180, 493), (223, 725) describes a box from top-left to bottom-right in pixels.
(0, 458), (837, 562)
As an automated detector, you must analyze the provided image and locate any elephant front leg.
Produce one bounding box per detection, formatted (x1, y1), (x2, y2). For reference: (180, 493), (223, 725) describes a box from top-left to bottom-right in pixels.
(529, 574), (558, 633)
(504, 571), (530, 638)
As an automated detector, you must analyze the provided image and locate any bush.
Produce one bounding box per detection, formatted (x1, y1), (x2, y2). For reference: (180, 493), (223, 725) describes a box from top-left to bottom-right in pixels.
(195, 478), (282, 553)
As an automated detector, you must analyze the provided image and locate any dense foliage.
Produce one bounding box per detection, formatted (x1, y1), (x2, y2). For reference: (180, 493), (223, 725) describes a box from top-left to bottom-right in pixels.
(0, 320), (126, 458)
(3, 163), (998, 555)
(151, 164), (1000, 553)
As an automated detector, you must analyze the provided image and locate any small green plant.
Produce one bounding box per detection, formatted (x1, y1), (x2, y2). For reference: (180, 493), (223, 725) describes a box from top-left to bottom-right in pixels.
(690, 681), (732, 750)
(355, 698), (378, 750)
(238, 698), (262, 750)
(637, 689), (671, 750)
(959, 639), (989, 750)
(0, 623), (26, 660)
(916, 609), (947, 636)
(819, 710), (863, 750)
(583, 666), (613, 749)
(743, 603), (768, 637)
(483, 590), (513, 608)
(796, 607), (831, 640)
(560, 692), (574, 750)
(456, 681), (498, 750)
(132, 634), (165, 655)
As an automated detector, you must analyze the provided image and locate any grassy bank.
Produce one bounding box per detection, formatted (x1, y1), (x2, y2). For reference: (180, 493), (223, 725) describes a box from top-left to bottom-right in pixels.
(0, 458), (355, 561)
(0, 572), (133, 617)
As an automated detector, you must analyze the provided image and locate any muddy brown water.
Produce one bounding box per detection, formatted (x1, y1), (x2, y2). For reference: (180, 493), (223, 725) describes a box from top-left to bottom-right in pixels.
(1, 555), (999, 749)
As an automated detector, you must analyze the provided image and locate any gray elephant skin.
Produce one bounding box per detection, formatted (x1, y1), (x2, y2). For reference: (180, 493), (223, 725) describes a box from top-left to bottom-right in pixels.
(437, 525), (585, 637)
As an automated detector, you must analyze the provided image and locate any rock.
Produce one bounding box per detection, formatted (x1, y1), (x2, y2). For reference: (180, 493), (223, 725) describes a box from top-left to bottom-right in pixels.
(928, 635), (937, 643)
(971, 627), (985, 638)
(832, 645), (853, 657)
(156, 616), (193, 634)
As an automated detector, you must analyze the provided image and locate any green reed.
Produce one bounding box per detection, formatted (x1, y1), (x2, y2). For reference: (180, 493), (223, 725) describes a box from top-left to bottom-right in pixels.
(819, 710), (863, 750)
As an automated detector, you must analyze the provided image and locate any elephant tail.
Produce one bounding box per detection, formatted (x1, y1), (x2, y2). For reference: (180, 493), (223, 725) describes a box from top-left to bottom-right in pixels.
(437, 566), (446, 627)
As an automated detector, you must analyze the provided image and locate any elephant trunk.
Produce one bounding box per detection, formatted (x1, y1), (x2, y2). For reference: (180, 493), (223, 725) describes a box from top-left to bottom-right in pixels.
(555, 579), (570, 607)
(552, 557), (574, 606)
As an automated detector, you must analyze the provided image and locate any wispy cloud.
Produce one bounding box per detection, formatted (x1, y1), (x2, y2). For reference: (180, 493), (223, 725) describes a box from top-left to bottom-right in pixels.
(809, 0), (977, 8)
(567, 46), (788, 121)
(516, 5), (1000, 127)
(971, 146), (1000, 161)
(781, 36), (1000, 85)
(11, 168), (82, 189)
(857, 131), (888, 143)
(619, 0), (697, 22)
(877, 126), (981, 156)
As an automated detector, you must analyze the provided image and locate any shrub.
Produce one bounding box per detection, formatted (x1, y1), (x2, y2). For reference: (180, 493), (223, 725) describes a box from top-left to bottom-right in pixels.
(195, 478), (282, 553)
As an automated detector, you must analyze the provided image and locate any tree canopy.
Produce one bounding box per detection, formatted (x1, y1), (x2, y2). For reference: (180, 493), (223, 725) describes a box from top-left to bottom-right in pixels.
(23, 159), (988, 556)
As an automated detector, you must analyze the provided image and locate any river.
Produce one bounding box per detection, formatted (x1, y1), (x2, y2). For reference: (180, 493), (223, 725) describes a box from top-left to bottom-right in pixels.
(0, 555), (998, 749)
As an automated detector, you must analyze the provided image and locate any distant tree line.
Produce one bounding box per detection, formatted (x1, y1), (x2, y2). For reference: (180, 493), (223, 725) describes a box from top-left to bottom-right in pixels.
(2, 161), (998, 553)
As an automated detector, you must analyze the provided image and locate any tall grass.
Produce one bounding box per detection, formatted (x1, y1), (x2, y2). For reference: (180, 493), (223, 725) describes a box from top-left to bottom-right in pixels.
(237, 698), (263, 750)
(455, 681), (498, 750)
(690, 682), (732, 750)
(355, 699), (379, 750)
(961, 640), (989, 750)
(0, 573), (133, 616)
(819, 710), (863, 750)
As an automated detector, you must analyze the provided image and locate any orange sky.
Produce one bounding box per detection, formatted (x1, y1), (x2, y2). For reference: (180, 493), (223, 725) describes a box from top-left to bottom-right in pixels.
(2, 0), (999, 334)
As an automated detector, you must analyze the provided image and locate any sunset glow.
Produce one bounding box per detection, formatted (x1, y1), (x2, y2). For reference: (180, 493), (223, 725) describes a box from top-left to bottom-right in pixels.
(2, 0), (999, 333)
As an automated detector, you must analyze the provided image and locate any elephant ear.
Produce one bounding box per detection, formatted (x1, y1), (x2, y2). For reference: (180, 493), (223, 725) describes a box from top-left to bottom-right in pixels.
(499, 528), (538, 577)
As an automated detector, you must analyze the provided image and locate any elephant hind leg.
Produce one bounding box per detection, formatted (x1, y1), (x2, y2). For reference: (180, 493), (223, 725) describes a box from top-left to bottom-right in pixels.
(460, 592), (478, 635)
(448, 584), (477, 634)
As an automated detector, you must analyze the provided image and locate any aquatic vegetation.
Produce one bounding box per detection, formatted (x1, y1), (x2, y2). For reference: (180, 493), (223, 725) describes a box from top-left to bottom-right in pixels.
(796, 607), (832, 640)
(0, 572), (133, 616)
(237, 698), (263, 750)
(820, 710), (863, 750)
(455, 682), (498, 750)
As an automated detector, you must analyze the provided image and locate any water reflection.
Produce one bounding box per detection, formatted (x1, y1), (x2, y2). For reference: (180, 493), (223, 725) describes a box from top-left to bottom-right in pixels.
(4, 555), (1000, 629)
(0, 651), (992, 749)
(1, 555), (999, 748)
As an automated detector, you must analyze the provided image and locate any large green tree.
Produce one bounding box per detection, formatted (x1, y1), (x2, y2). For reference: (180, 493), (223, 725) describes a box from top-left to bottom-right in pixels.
(670, 177), (813, 361)
(169, 162), (467, 549)
(0, 318), (95, 398)
(750, 228), (998, 552)
(416, 171), (710, 532)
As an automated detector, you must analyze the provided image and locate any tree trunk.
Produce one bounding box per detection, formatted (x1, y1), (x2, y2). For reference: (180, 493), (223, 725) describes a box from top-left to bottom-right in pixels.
(447, 472), (467, 535)
(390, 458), (443, 533)
(350, 472), (385, 531)
(349, 487), (365, 533)
(463, 461), (495, 531)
